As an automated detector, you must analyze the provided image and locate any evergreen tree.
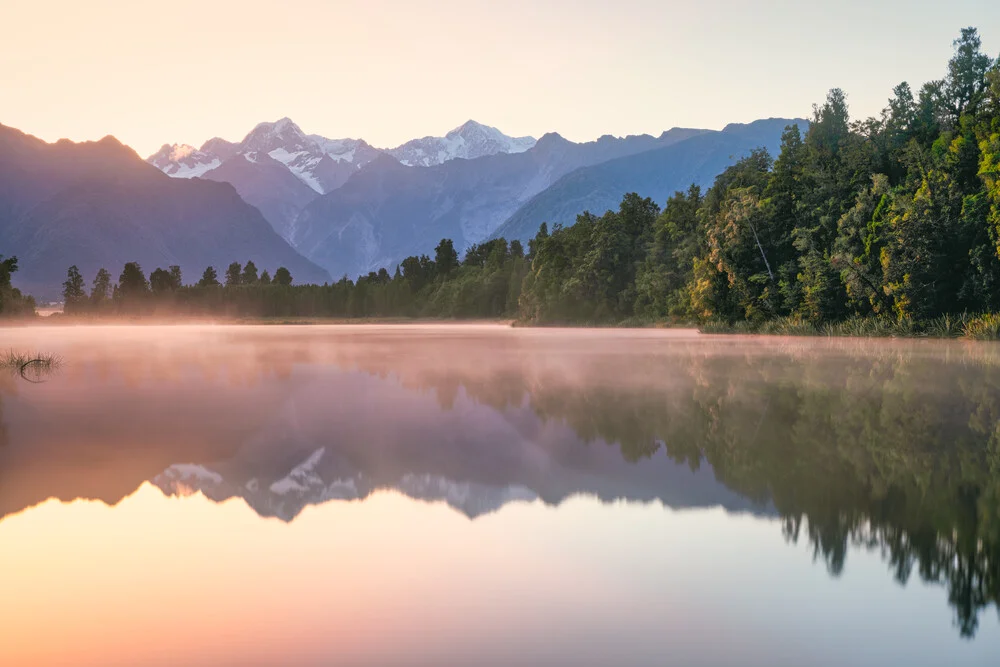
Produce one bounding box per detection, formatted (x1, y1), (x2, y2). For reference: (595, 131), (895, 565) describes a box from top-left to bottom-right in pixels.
(225, 262), (242, 287)
(198, 266), (220, 287)
(273, 267), (293, 286)
(434, 239), (459, 278)
(169, 265), (183, 289)
(150, 268), (175, 294)
(62, 265), (87, 313)
(118, 262), (148, 296)
(117, 262), (149, 313)
(91, 268), (112, 309)
(242, 260), (259, 285)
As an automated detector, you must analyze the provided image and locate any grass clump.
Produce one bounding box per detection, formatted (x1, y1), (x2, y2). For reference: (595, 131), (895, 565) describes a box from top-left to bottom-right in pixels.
(963, 314), (1000, 340)
(923, 313), (970, 339)
(1, 349), (63, 376)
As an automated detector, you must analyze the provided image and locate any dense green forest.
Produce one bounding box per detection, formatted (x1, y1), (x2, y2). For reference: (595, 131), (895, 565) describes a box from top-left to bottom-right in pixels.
(1, 27), (996, 333)
(521, 27), (1000, 333)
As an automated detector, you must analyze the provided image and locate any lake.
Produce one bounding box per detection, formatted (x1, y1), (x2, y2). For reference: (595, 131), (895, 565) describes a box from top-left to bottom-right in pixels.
(0, 324), (998, 666)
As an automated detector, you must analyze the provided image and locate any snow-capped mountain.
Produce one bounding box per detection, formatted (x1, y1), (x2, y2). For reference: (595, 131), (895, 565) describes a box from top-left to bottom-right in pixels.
(148, 118), (382, 195)
(152, 457), (539, 522)
(145, 118), (539, 241)
(146, 118), (386, 240)
(147, 143), (221, 178)
(387, 120), (536, 167)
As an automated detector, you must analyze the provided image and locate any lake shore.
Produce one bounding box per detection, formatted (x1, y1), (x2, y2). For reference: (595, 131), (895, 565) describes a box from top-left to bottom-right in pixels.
(4, 311), (1000, 341)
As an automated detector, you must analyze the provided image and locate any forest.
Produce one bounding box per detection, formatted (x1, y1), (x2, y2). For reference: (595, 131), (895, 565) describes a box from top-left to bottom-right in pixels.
(1, 28), (998, 335)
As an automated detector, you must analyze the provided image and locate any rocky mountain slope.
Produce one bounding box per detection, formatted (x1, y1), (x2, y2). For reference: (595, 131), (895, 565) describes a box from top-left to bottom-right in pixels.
(147, 119), (538, 239)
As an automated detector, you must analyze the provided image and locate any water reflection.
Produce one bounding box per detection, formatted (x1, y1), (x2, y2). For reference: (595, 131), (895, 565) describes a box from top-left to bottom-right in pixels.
(1, 325), (999, 643)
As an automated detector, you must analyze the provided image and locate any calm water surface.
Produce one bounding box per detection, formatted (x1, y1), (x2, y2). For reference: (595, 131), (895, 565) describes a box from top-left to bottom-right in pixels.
(0, 324), (998, 666)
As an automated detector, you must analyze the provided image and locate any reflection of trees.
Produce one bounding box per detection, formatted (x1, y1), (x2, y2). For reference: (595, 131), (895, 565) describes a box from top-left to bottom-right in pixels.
(3, 329), (998, 636)
(339, 336), (1000, 638)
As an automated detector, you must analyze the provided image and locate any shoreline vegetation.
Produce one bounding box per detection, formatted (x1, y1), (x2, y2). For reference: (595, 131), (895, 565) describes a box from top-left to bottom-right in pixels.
(3, 29), (1000, 342)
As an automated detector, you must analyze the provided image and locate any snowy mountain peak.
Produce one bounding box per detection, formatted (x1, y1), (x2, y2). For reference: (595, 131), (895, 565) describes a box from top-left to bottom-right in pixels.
(147, 143), (220, 178)
(241, 117), (310, 154)
(388, 120), (537, 167)
(446, 119), (488, 136)
(147, 118), (384, 197)
(199, 137), (240, 161)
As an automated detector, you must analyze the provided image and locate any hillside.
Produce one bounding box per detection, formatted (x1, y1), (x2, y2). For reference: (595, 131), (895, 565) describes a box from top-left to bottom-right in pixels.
(0, 124), (330, 298)
(493, 118), (808, 243)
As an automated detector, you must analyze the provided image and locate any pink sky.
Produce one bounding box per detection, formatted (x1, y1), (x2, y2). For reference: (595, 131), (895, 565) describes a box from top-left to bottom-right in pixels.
(1, 0), (996, 156)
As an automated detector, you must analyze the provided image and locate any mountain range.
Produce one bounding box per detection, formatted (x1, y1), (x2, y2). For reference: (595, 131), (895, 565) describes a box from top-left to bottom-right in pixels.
(148, 117), (804, 280)
(148, 119), (534, 241)
(1, 114), (806, 297)
(492, 119), (806, 243)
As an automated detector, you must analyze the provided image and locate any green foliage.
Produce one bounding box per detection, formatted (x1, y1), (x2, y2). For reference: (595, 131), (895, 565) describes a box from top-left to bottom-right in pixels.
(434, 239), (459, 278)
(62, 265), (87, 313)
(964, 313), (1000, 340)
(197, 266), (220, 288)
(515, 28), (1000, 333)
(241, 260), (259, 285)
(273, 267), (292, 286)
(89, 268), (112, 312)
(149, 267), (180, 294)
(519, 194), (659, 323)
(225, 262), (242, 287)
(52, 241), (527, 320)
(0, 255), (15, 289)
(0, 255), (34, 318)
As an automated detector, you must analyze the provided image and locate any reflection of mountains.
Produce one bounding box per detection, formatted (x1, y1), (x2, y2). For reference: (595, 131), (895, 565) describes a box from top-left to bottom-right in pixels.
(1, 327), (999, 637)
(149, 376), (763, 521)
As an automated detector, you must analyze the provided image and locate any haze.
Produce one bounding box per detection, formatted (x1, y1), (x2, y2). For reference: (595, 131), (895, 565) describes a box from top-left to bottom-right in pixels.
(2, 324), (999, 665)
(2, 0), (995, 156)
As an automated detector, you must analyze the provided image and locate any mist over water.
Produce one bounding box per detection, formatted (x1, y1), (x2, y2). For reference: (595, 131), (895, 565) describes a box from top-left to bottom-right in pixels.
(1, 325), (998, 666)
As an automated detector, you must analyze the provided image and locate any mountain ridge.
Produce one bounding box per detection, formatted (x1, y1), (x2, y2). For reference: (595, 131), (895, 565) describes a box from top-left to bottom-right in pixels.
(492, 118), (810, 243)
(0, 123), (331, 298)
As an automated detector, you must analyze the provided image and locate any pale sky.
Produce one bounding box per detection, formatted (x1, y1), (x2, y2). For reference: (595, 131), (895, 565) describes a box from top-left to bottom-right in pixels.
(2, 0), (997, 157)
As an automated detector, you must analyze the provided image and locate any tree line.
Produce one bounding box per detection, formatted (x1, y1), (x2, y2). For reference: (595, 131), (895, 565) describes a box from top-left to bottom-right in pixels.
(59, 260), (298, 317)
(55, 237), (530, 319)
(522, 27), (1000, 330)
(6, 26), (997, 328)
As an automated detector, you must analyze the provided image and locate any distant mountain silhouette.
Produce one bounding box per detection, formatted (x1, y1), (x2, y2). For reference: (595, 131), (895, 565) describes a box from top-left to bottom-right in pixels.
(0, 123), (330, 298)
(492, 118), (809, 243)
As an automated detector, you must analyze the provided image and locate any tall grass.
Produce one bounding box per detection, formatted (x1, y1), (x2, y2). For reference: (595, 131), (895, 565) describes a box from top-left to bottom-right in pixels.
(1, 350), (63, 376)
(924, 313), (970, 339)
(963, 313), (1000, 340)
